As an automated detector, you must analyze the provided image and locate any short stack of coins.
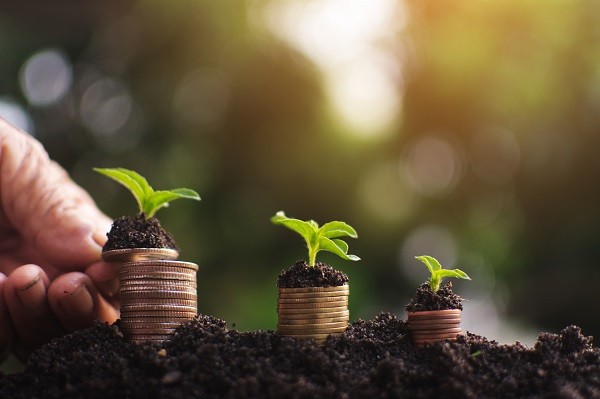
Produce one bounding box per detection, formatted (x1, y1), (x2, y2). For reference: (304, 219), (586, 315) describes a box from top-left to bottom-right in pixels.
(119, 259), (198, 344)
(277, 285), (349, 345)
(407, 309), (462, 348)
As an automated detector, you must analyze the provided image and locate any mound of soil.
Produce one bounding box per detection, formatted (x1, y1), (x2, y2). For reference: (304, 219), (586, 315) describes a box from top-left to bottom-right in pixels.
(277, 260), (349, 288)
(1, 313), (598, 398)
(405, 282), (464, 311)
(103, 214), (179, 251)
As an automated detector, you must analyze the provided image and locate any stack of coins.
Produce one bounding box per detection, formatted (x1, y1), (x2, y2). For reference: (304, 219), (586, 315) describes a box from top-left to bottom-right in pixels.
(119, 260), (198, 344)
(102, 248), (180, 263)
(407, 309), (462, 348)
(277, 285), (349, 345)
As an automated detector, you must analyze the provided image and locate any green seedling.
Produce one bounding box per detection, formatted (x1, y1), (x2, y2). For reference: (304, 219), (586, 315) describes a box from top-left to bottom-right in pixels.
(271, 211), (360, 267)
(94, 167), (200, 219)
(415, 255), (470, 292)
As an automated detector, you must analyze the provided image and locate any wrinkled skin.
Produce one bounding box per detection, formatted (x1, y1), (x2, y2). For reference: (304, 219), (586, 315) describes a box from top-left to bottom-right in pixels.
(0, 118), (119, 361)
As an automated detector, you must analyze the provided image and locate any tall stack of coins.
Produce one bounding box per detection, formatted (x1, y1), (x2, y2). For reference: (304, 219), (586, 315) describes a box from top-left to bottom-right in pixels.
(277, 285), (349, 345)
(119, 260), (198, 344)
(407, 309), (462, 348)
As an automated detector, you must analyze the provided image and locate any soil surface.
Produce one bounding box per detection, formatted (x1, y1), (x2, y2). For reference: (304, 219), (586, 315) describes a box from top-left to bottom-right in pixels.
(405, 282), (464, 312)
(277, 260), (349, 288)
(103, 214), (179, 251)
(0, 314), (598, 398)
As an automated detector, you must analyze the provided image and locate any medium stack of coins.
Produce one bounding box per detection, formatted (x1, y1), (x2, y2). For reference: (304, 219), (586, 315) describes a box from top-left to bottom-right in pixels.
(119, 259), (198, 344)
(407, 309), (462, 348)
(277, 285), (349, 345)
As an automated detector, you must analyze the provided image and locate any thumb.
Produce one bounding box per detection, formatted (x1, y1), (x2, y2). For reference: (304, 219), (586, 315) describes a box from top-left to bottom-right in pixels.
(0, 119), (112, 270)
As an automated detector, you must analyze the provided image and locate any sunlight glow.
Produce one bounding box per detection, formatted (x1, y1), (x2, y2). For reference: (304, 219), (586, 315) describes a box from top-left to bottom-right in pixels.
(264, 0), (406, 138)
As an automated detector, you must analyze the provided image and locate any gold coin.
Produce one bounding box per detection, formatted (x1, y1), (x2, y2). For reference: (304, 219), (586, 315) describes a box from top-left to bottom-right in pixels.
(120, 272), (196, 282)
(121, 327), (178, 334)
(120, 319), (190, 326)
(407, 318), (461, 326)
(277, 300), (347, 309)
(278, 285), (349, 294)
(277, 307), (348, 315)
(120, 304), (197, 312)
(120, 279), (197, 286)
(277, 321), (348, 331)
(102, 248), (179, 262)
(277, 296), (348, 304)
(408, 323), (461, 331)
(278, 291), (349, 299)
(120, 298), (197, 306)
(123, 260), (198, 272)
(121, 266), (198, 275)
(276, 309), (349, 318)
(120, 284), (197, 293)
(407, 309), (461, 319)
(277, 316), (349, 325)
(120, 290), (197, 300)
(120, 310), (197, 318)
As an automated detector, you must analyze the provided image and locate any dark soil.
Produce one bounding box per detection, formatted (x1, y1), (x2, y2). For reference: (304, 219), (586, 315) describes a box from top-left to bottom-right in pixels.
(405, 281), (464, 312)
(277, 260), (349, 288)
(103, 214), (179, 252)
(1, 313), (599, 398)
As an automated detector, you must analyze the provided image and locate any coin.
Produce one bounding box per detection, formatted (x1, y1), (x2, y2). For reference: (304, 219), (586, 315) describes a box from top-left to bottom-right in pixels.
(120, 320), (186, 327)
(277, 321), (348, 331)
(408, 323), (461, 331)
(123, 260), (199, 272)
(277, 300), (347, 309)
(120, 304), (197, 312)
(121, 265), (198, 275)
(120, 272), (196, 282)
(120, 279), (197, 286)
(120, 290), (198, 300)
(121, 327), (178, 334)
(408, 318), (461, 326)
(276, 310), (349, 319)
(120, 298), (197, 306)
(119, 284), (197, 293)
(277, 296), (348, 303)
(277, 306), (348, 315)
(102, 248), (180, 262)
(278, 291), (349, 299)
(277, 316), (349, 325)
(119, 310), (197, 318)
(278, 285), (349, 294)
(407, 309), (461, 319)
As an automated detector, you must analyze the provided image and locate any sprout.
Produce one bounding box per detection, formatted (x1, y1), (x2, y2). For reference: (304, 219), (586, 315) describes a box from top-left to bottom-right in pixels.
(271, 211), (360, 266)
(415, 255), (471, 292)
(94, 167), (200, 219)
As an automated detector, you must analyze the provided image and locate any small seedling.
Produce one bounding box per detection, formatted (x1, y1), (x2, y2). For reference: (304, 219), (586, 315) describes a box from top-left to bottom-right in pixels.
(415, 255), (470, 292)
(94, 167), (200, 219)
(271, 211), (360, 266)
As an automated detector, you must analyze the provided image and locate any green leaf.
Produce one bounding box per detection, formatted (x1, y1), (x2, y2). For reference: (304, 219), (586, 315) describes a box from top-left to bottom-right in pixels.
(331, 239), (349, 254)
(271, 211), (317, 241)
(415, 255), (442, 273)
(320, 221), (358, 239)
(435, 269), (471, 281)
(320, 237), (360, 262)
(94, 167), (147, 214)
(94, 167), (200, 218)
(144, 190), (201, 218)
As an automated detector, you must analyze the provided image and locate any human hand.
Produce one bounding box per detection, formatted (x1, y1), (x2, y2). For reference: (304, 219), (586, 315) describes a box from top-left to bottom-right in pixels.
(0, 118), (119, 361)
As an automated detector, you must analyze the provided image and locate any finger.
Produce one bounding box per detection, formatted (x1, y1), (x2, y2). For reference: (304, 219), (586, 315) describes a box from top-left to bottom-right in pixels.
(0, 118), (112, 270)
(85, 261), (120, 302)
(0, 273), (16, 361)
(48, 272), (118, 332)
(4, 264), (63, 360)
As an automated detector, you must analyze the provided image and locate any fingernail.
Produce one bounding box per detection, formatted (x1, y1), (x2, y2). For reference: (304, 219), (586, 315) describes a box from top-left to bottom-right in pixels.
(16, 273), (45, 308)
(58, 284), (94, 318)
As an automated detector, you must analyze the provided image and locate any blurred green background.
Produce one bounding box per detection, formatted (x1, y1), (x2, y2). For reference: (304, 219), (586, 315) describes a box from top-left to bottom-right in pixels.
(1, 0), (600, 370)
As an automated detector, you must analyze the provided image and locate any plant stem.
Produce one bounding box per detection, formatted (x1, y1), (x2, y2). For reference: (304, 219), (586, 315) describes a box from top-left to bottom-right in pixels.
(308, 246), (317, 267)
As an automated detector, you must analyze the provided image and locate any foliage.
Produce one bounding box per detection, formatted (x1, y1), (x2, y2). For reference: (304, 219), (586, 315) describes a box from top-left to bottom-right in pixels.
(271, 211), (360, 266)
(416, 255), (470, 292)
(94, 168), (200, 219)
